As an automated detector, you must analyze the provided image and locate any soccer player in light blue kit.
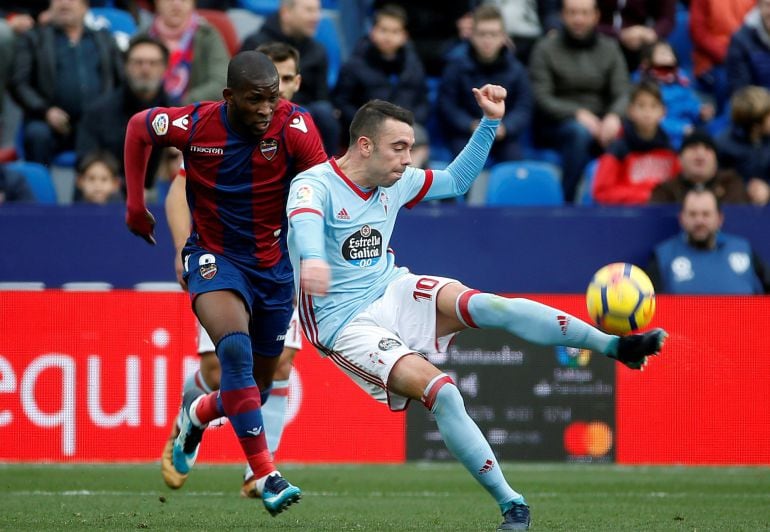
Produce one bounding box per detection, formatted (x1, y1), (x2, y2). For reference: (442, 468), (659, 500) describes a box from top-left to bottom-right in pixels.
(286, 84), (667, 531)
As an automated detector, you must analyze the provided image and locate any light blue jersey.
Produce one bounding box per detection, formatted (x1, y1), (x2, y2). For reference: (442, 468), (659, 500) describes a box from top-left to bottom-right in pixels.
(287, 117), (499, 351)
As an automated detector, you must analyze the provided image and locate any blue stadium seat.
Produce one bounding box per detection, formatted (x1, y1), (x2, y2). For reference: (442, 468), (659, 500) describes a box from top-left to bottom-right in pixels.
(88, 7), (137, 35)
(237, 0), (280, 16)
(485, 161), (564, 206)
(315, 13), (343, 88)
(5, 161), (57, 203)
(669, 6), (693, 75)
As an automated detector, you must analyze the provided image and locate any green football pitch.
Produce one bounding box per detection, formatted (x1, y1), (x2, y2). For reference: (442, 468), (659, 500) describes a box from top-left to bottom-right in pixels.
(1, 463), (768, 530)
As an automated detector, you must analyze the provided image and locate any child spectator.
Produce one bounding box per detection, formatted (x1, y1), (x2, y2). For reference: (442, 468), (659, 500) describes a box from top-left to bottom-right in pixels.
(333, 4), (429, 144)
(637, 40), (714, 149)
(716, 85), (770, 206)
(438, 4), (532, 162)
(593, 81), (680, 204)
(75, 151), (123, 205)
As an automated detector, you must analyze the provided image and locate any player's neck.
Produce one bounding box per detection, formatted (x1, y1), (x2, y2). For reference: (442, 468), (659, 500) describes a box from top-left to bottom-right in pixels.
(335, 154), (373, 189)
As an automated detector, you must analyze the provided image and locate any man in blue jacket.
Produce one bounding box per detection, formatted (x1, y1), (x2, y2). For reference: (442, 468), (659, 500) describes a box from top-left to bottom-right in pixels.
(438, 4), (532, 162)
(726, 0), (770, 94)
(648, 187), (770, 294)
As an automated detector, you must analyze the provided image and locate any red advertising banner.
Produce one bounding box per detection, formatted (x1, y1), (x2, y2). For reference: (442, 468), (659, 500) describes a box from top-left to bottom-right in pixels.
(0, 291), (405, 463)
(1, 291), (768, 464)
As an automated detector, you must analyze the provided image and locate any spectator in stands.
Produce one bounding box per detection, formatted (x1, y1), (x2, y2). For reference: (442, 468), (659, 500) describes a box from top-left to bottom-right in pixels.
(690, 0), (754, 113)
(0, 164), (35, 203)
(636, 40), (714, 149)
(9, 0), (123, 166)
(256, 42), (302, 102)
(715, 85), (770, 206)
(483, 0), (561, 64)
(650, 130), (749, 204)
(439, 4), (532, 162)
(648, 187), (769, 294)
(0, 2), (47, 118)
(75, 151), (123, 204)
(372, 0), (476, 77)
(77, 35), (171, 193)
(240, 0), (340, 154)
(334, 5), (429, 144)
(593, 81), (679, 205)
(140, 0), (229, 104)
(726, 0), (770, 94)
(596, 0), (676, 71)
(529, 0), (629, 202)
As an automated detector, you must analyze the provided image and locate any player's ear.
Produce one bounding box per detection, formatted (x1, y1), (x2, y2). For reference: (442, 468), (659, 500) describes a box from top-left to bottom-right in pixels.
(295, 73), (302, 91)
(222, 87), (233, 103)
(358, 136), (373, 157)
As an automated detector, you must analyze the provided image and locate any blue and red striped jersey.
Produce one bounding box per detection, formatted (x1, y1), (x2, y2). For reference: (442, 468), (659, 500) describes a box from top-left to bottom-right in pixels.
(144, 99), (326, 268)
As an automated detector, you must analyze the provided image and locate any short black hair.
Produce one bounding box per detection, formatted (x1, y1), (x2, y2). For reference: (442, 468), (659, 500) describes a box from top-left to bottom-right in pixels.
(349, 100), (414, 146)
(227, 51), (278, 90)
(256, 42), (301, 73)
(126, 35), (169, 65)
(683, 186), (722, 213)
(77, 150), (120, 177)
(373, 4), (408, 28)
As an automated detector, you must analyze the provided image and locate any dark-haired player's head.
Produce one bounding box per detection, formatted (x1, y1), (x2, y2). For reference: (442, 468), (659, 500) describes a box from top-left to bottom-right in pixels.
(348, 100), (415, 188)
(256, 42), (302, 101)
(224, 51), (280, 137)
(626, 80), (665, 139)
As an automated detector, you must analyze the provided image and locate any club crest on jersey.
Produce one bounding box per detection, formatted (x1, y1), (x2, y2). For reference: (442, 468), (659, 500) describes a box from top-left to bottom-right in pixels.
(151, 113), (169, 136)
(378, 338), (402, 351)
(200, 263), (218, 280)
(379, 191), (389, 214)
(342, 224), (383, 267)
(259, 139), (279, 160)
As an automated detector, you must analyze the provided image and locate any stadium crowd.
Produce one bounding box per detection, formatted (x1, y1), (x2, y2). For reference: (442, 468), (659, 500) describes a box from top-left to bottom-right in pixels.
(0, 0), (769, 210)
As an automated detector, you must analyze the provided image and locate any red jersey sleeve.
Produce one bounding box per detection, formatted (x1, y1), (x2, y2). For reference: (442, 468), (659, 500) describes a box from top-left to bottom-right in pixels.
(284, 107), (328, 172)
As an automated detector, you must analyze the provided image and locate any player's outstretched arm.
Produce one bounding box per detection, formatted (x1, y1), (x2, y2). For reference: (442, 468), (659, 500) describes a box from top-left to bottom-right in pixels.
(124, 110), (157, 245)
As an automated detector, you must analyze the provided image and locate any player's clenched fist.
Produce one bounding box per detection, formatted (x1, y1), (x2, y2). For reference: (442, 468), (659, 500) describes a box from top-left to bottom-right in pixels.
(301, 258), (330, 296)
(126, 207), (157, 245)
(472, 84), (506, 121)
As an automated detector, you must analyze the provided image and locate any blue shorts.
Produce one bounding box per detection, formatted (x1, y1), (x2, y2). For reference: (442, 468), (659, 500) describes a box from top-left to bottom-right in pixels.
(183, 246), (293, 358)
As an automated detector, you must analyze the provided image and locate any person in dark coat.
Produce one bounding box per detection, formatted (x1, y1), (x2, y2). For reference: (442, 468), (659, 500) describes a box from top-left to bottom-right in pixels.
(333, 4), (429, 141)
(77, 35), (171, 193)
(438, 4), (532, 162)
(9, 0), (123, 165)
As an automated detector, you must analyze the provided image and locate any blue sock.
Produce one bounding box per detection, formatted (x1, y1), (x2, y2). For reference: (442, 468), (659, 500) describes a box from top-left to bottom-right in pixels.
(217, 333), (265, 441)
(262, 378), (289, 454)
(462, 293), (618, 355)
(428, 378), (523, 511)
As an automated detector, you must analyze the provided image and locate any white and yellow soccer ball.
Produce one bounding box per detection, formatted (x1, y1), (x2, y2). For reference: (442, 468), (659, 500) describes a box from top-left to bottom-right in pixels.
(586, 263), (656, 335)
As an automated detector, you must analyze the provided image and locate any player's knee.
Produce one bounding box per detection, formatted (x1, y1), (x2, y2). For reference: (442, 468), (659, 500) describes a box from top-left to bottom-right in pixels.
(422, 373), (463, 412)
(216, 332), (252, 377)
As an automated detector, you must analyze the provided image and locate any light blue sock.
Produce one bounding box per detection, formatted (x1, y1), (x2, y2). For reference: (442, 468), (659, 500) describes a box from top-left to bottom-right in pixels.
(464, 294), (619, 355)
(430, 380), (523, 510)
(262, 378), (289, 454)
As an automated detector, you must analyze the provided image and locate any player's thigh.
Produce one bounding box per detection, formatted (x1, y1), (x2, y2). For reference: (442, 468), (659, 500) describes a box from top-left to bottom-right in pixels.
(387, 353), (443, 400)
(331, 321), (420, 410)
(435, 281), (473, 337)
(194, 290), (250, 343)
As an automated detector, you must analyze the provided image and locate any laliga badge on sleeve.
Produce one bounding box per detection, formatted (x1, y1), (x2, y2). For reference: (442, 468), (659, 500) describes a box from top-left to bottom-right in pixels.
(152, 113), (169, 136)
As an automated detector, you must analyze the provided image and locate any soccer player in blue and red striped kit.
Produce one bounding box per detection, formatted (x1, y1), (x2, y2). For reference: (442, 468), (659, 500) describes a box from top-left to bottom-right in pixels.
(124, 50), (326, 516)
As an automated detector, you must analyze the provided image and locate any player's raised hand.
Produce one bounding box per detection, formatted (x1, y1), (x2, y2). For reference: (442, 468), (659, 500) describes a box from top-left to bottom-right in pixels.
(126, 207), (157, 245)
(301, 258), (330, 296)
(472, 84), (506, 121)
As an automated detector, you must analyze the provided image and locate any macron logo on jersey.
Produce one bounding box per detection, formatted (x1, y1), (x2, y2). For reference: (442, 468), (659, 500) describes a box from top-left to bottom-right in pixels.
(191, 145), (224, 155)
(289, 115), (308, 133)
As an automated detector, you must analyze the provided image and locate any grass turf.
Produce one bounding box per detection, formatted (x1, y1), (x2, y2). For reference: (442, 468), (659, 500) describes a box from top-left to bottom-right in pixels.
(1, 463), (769, 530)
